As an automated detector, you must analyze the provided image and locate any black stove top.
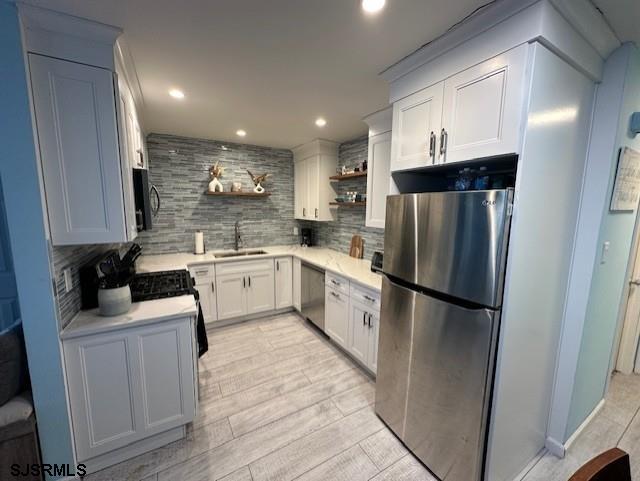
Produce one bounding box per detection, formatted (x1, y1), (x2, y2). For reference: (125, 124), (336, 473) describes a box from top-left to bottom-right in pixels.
(130, 270), (194, 302)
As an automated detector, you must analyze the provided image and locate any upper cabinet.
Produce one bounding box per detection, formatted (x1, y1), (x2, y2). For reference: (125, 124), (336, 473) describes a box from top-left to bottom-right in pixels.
(293, 140), (338, 222)
(29, 55), (128, 245)
(363, 108), (392, 229)
(390, 45), (527, 171)
(19, 5), (146, 246)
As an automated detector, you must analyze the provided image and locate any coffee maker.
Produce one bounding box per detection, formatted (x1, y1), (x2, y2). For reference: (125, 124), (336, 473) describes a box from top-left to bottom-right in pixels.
(300, 228), (313, 247)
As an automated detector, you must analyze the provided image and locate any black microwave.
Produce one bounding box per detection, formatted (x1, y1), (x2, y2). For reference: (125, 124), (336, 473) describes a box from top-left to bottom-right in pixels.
(132, 168), (159, 231)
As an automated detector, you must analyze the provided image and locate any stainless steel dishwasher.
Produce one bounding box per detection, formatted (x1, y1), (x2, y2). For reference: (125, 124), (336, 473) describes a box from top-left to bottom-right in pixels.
(301, 262), (325, 331)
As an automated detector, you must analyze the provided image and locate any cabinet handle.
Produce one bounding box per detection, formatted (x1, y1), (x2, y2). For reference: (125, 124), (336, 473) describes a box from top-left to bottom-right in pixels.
(440, 128), (448, 156)
(248, 275), (251, 287)
(429, 131), (436, 160)
(364, 295), (375, 303)
(330, 291), (340, 300)
(195, 270), (208, 276)
(211, 281), (215, 292)
(276, 261), (279, 271)
(363, 312), (367, 325)
(243, 277), (246, 288)
(368, 313), (372, 328)
(331, 279), (340, 286)
(303, 207), (306, 217)
(315, 208), (318, 219)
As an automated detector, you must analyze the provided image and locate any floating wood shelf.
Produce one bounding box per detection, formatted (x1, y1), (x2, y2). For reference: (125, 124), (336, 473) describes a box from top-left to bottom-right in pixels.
(204, 191), (271, 197)
(329, 171), (367, 181)
(330, 201), (366, 207)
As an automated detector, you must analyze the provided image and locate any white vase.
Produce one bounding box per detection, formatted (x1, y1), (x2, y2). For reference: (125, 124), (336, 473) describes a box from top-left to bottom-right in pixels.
(98, 285), (132, 317)
(209, 177), (224, 192)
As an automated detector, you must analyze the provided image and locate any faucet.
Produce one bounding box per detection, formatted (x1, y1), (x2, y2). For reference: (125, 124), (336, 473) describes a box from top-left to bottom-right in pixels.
(234, 221), (242, 251)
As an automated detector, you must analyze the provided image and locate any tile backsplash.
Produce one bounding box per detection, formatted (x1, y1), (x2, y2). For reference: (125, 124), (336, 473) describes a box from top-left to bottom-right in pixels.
(300, 136), (385, 259)
(136, 134), (297, 254)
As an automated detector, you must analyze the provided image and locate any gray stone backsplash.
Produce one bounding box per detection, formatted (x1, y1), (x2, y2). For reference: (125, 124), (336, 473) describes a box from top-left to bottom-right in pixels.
(136, 134), (297, 254)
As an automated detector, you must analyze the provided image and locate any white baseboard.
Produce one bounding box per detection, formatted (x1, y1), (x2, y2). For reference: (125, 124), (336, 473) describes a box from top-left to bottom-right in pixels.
(206, 307), (295, 329)
(546, 398), (605, 459)
(512, 447), (547, 481)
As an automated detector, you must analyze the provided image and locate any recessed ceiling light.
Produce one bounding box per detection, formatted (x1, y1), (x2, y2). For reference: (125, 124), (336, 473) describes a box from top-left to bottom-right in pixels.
(169, 89), (185, 99)
(236, 129), (247, 137)
(315, 117), (327, 127)
(362, 0), (386, 13)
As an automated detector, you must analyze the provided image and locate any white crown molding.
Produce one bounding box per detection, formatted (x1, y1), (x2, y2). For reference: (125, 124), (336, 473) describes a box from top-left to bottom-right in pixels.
(363, 107), (392, 136)
(115, 38), (146, 130)
(291, 139), (339, 160)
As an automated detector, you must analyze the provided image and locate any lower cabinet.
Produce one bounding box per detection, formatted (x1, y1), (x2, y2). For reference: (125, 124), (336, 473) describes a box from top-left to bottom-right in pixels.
(215, 259), (275, 320)
(63, 317), (196, 462)
(275, 256), (293, 309)
(293, 257), (301, 311)
(325, 277), (381, 374)
(325, 287), (349, 349)
(190, 264), (218, 324)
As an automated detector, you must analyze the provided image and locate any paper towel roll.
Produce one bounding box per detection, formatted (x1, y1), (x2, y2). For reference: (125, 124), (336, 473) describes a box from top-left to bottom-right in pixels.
(195, 231), (205, 254)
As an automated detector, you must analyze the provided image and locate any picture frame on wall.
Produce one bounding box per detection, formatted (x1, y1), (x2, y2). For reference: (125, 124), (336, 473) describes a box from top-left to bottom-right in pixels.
(610, 147), (640, 212)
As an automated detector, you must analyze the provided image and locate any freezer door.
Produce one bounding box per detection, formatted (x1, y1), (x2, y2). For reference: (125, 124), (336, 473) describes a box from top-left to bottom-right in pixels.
(375, 277), (499, 481)
(383, 189), (512, 307)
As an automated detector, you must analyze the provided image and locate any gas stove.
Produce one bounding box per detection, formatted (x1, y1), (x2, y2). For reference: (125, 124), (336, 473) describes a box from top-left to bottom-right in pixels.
(130, 270), (195, 302)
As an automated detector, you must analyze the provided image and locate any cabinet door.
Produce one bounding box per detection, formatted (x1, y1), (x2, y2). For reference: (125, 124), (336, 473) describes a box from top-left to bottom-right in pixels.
(116, 89), (138, 242)
(216, 273), (247, 319)
(391, 82), (444, 172)
(294, 160), (307, 219)
(325, 288), (349, 349)
(348, 300), (370, 366)
(306, 156), (320, 220)
(134, 320), (196, 436)
(367, 311), (380, 374)
(246, 268), (275, 315)
(196, 279), (218, 324)
(366, 131), (392, 229)
(29, 54), (127, 245)
(293, 257), (302, 311)
(275, 257), (293, 309)
(64, 331), (138, 460)
(440, 45), (527, 164)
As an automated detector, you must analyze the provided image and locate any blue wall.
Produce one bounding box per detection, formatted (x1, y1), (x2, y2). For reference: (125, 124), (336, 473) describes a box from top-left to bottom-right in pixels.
(567, 44), (640, 437)
(0, 3), (75, 476)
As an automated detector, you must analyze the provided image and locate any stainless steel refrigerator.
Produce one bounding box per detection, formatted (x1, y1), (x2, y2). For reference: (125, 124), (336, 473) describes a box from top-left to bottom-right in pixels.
(375, 189), (513, 481)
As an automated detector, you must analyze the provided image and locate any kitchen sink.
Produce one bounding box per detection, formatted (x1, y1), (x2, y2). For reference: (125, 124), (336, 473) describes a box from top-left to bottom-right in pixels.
(214, 250), (268, 258)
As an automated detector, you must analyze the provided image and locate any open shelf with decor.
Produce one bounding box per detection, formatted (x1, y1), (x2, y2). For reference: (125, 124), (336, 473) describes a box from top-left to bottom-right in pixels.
(329, 171), (367, 181)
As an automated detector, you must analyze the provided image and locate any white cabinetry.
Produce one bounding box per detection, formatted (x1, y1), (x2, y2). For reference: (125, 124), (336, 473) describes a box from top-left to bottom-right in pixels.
(325, 287), (349, 349)
(391, 83), (444, 171)
(215, 259), (275, 320)
(390, 45), (527, 171)
(363, 108), (392, 229)
(275, 257), (293, 309)
(29, 54), (129, 245)
(293, 140), (338, 221)
(349, 284), (380, 375)
(190, 265), (218, 324)
(63, 317), (196, 462)
(440, 45), (527, 164)
(293, 257), (302, 311)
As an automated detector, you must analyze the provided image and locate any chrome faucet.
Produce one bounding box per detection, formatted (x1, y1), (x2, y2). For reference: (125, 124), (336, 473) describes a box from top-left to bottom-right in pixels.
(234, 221), (242, 251)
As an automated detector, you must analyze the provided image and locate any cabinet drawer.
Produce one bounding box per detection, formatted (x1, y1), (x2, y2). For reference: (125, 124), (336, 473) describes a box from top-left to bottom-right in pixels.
(326, 272), (349, 295)
(350, 283), (381, 312)
(216, 259), (274, 276)
(189, 264), (214, 281)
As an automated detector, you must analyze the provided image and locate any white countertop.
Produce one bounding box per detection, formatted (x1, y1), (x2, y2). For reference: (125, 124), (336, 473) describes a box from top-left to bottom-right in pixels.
(61, 295), (198, 340)
(136, 245), (383, 292)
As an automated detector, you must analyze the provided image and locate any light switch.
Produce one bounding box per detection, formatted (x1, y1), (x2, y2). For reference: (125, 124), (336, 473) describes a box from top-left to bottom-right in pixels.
(64, 268), (73, 293)
(600, 241), (611, 265)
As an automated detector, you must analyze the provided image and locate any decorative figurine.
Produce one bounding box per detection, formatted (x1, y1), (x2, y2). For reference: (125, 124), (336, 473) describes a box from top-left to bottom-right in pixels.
(208, 162), (225, 192)
(246, 170), (270, 194)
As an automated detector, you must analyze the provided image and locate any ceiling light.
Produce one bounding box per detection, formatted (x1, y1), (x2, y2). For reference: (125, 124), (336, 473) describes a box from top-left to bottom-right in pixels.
(315, 117), (327, 127)
(169, 89), (185, 99)
(362, 0), (385, 13)
(236, 129), (247, 137)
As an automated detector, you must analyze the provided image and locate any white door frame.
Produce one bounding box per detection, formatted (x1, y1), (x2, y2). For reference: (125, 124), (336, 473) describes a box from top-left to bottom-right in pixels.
(614, 202), (640, 374)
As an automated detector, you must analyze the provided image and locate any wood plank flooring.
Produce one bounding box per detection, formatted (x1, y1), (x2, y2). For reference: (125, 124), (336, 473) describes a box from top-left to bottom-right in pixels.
(84, 312), (434, 481)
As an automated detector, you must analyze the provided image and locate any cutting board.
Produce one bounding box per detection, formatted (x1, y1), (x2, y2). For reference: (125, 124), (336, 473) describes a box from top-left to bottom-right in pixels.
(349, 235), (364, 259)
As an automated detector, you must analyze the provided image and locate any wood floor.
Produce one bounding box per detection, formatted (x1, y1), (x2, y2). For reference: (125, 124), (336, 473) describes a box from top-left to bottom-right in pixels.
(522, 372), (640, 481)
(84, 312), (435, 481)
